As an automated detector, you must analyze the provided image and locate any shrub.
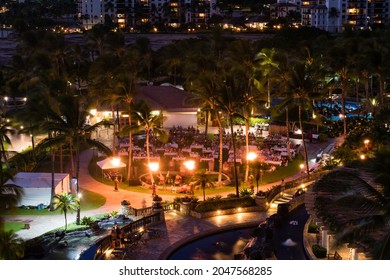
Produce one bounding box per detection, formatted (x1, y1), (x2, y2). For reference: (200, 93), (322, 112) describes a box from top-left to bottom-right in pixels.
(194, 196), (256, 212)
(80, 216), (94, 226)
(239, 188), (253, 197)
(312, 244), (327, 258)
(109, 210), (118, 217)
(308, 221), (319, 233)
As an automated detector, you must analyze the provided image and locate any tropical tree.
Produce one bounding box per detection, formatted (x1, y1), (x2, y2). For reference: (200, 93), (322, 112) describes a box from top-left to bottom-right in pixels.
(325, 37), (358, 136)
(277, 60), (317, 176)
(0, 118), (15, 167)
(216, 71), (244, 197)
(114, 48), (142, 182)
(0, 230), (25, 260)
(255, 48), (279, 109)
(190, 169), (215, 201)
(38, 94), (111, 222)
(187, 71), (224, 186)
(132, 101), (168, 184)
(52, 192), (80, 232)
(226, 40), (261, 182)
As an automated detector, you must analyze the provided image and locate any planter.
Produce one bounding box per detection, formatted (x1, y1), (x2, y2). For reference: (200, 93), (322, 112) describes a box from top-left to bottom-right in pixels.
(180, 202), (191, 216)
(120, 200), (132, 217)
(255, 195), (268, 211)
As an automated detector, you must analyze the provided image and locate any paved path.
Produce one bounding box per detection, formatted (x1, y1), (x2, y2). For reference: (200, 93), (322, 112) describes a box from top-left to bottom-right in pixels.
(4, 133), (345, 257)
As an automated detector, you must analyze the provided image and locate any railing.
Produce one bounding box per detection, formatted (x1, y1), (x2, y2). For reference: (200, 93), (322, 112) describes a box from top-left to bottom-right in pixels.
(265, 170), (329, 204)
(94, 209), (168, 260)
(129, 203), (174, 216)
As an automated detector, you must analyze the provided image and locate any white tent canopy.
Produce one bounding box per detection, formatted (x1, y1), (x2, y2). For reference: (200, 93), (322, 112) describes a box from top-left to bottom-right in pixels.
(97, 157), (126, 170)
(5, 172), (70, 206)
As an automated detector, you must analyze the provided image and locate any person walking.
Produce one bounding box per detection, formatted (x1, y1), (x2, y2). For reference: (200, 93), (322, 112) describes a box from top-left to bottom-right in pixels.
(114, 176), (119, 191)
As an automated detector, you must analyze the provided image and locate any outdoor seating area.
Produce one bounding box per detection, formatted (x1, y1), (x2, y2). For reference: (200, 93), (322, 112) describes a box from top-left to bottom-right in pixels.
(116, 125), (297, 183)
(108, 226), (166, 260)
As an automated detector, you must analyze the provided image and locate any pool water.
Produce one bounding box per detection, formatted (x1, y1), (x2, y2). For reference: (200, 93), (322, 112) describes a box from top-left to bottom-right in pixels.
(167, 227), (255, 260)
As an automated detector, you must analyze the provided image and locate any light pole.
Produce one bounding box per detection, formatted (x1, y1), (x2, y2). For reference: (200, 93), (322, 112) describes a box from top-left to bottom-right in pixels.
(184, 160), (195, 194)
(247, 152), (257, 192)
(299, 163), (305, 184)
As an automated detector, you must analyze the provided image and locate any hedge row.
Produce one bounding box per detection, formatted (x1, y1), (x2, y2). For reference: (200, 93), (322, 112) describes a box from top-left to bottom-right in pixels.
(194, 196), (256, 213)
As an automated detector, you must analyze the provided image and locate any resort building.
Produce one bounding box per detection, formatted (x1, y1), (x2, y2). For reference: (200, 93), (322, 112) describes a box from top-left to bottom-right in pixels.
(77, 0), (218, 30)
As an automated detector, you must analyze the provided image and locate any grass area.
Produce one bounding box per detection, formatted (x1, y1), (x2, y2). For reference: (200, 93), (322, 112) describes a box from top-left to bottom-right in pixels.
(261, 154), (303, 185)
(2, 221), (25, 232)
(87, 153), (304, 199)
(0, 189), (106, 216)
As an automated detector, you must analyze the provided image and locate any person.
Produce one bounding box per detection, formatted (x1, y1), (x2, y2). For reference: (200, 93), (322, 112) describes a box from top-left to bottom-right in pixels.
(250, 184), (254, 194)
(152, 183), (157, 196)
(114, 176), (119, 191)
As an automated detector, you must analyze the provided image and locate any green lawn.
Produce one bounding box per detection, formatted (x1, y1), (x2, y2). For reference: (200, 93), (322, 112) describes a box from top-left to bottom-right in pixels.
(87, 154), (304, 198)
(2, 221), (25, 232)
(0, 189), (106, 216)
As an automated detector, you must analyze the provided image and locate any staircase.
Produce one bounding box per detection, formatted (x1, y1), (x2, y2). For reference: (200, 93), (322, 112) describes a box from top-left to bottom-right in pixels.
(270, 192), (294, 209)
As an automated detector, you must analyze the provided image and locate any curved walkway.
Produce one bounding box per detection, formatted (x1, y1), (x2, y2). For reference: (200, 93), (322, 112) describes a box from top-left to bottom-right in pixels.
(4, 135), (345, 260)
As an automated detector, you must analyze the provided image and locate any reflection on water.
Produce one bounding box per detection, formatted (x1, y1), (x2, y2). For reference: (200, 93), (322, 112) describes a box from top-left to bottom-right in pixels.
(167, 227), (255, 260)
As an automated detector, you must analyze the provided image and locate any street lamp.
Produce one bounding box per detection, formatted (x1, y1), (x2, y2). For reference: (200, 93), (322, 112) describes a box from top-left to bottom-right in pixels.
(299, 163), (305, 184)
(148, 161), (159, 184)
(183, 160), (195, 175)
(363, 139), (370, 151)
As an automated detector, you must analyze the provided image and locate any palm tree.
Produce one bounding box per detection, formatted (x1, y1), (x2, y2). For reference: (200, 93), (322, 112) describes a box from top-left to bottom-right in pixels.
(0, 119), (15, 167)
(278, 61), (317, 176)
(325, 37), (358, 136)
(0, 171), (23, 212)
(0, 230), (25, 260)
(225, 39), (261, 183)
(255, 48), (279, 109)
(52, 192), (80, 232)
(38, 95), (111, 222)
(216, 72), (243, 197)
(132, 101), (168, 184)
(114, 49), (141, 182)
(187, 71), (224, 186)
(190, 169), (215, 201)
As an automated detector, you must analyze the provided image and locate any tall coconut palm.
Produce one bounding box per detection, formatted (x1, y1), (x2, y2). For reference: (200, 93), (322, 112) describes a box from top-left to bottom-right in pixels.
(52, 192), (80, 232)
(216, 71), (244, 197)
(325, 37), (359, 136)
(187, 71), (224, 186)
(114, 49), (141, 182)
(38, 94), (111, 223)
(132, 101), (168, 184)
(255, 48), (279, 109)
(278, 61), (317, 176)
(225, 39), (261, 183)
(0, 119), (15, 167)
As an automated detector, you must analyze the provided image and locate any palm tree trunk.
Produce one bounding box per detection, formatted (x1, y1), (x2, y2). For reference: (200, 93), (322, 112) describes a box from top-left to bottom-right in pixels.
(0, 139), (8, 166)
(112, 105), (116, 155)
(50, 146), (56, 211)
(299, 105), (310, 177)
(64, 210), (68, 232)
(216, 114), (223, 185)
(244, 119), (250, 182)
(229, 114), (239, 197)
(286, 107), (291, 159)
(69, 142), (75, 177)
(146, 129), (154, 184)
(127, 113), (133, 182)
(204, 111), (209, 136)
(75, 136), (81, 225)
(341, 76), (347, 136)
(60, 145), (63, 173)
